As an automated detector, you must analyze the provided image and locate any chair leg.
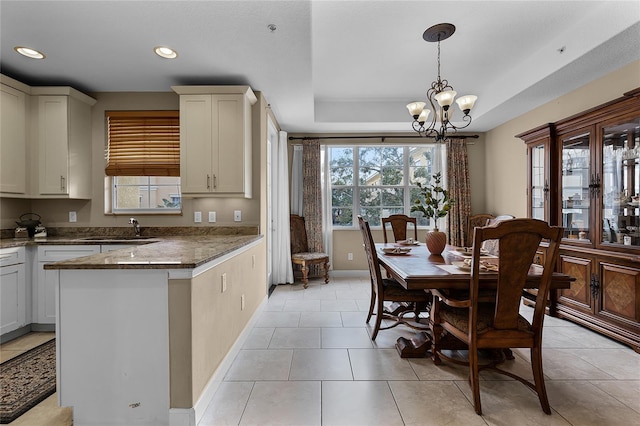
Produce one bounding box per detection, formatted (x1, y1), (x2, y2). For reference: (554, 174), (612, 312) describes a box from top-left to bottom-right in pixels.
(469, 347), (482, 415)
(366, 285), (376, 324)
(371, 299), (384, 340)
(531, 345), (551, 414)
(430, 295), (442, 365)
(301, 264), (309, 288)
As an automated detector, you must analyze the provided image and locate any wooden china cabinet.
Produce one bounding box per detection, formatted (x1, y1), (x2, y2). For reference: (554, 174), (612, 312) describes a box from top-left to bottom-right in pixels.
(519, 89), (640, 353)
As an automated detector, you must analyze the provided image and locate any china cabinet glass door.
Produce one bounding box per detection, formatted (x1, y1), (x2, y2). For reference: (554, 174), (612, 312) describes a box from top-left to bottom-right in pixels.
(561, 131), (592, 241)
(601, 117), (640, 247)
(530, 143), (546, 220)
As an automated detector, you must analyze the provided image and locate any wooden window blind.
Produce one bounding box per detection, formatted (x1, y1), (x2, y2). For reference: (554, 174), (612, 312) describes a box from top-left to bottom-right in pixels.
(105, 111), (180, 176)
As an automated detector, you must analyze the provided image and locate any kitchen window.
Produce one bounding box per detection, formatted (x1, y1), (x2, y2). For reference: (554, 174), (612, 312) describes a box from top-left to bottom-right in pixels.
(105, 111), (181, 213)
(328, 144), (445, 227)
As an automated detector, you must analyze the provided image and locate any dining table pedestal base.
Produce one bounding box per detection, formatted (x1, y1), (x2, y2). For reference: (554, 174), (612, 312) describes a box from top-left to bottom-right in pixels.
(396, 330), (469, 358)
(396, 332), (517, 361)
(396, 331), (431, 358)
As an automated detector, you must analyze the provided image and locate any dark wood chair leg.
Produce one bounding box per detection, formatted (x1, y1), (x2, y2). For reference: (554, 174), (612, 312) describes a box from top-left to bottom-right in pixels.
(532, 346), (551, 414)
(371, 299), (384, 340)
(430, 295), (443, 364)
(469, 348), (482, 415)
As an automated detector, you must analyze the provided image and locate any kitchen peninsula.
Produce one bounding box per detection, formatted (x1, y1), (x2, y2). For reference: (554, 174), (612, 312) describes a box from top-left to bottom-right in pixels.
(43, 234), (266, 426)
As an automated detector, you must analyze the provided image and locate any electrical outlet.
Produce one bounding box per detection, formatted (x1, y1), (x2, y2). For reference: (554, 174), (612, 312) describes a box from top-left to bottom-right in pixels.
(252, 254), (256, 268)
(234, 210), (242, 222)
(208, 211), (216, 223)
(69, 211), (77, 223)
(221, 273), (227, 293)
(194, 211), (202, 223)
(347, 252), (353, 261)
(241, 294), (245, 311)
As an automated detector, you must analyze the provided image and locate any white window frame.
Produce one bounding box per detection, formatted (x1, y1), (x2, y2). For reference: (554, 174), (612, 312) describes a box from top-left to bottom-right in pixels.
(327, 143), (446, 229)
(110, 176), (182, 215)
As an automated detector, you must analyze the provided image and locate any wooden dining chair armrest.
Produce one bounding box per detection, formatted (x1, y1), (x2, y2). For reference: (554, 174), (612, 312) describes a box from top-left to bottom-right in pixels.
(431, 289), (471, 308)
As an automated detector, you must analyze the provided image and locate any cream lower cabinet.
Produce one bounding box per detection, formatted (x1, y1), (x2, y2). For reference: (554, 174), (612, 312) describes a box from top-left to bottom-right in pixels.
(0, 247), (27, 336)
(35, 245), (100, 325)
(173, 86), (257, 198)
(32, 87), (96, 198)
(0, 77), (28, 195)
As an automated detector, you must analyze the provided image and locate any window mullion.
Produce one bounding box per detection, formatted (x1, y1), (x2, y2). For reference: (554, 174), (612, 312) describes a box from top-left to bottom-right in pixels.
(353, 148), (359, 226)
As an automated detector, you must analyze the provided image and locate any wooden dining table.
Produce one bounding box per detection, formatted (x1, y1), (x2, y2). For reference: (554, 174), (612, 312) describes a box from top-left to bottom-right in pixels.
(375, 242), (574, 357)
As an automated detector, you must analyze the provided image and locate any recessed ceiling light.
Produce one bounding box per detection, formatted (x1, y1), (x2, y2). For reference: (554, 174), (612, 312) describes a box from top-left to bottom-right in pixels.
(154, 46), (178, 59)
(14, 46), (45, 59)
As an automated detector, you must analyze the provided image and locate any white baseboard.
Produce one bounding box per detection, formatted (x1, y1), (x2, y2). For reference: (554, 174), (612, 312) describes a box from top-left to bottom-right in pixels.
(329, 269), (369, 277)
(169, 294), (268, 426)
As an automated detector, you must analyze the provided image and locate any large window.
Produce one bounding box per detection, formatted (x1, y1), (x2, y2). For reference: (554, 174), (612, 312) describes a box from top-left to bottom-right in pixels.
(106, 111), (181, 213)
(329, 145), (443, 227)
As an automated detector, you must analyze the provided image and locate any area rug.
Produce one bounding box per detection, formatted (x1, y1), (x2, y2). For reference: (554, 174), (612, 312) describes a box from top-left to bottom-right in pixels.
(0, 339), (56, 423)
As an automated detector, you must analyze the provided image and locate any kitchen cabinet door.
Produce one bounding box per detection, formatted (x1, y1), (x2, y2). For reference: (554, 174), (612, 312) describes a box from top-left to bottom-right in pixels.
(0, 264), (26, 335)
(34, 88), (96, 199)
(175, 86), (256, 198)
(179, 95), (213, 193)
(0, 82), (28, 195)
(38, 96), (69, 195)
(0, 247), (27, 337)
(36, 245), (100, 325)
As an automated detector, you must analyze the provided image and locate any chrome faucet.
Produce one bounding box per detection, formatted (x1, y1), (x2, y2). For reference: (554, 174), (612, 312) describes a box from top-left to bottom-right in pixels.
(129, 217), (141, 237)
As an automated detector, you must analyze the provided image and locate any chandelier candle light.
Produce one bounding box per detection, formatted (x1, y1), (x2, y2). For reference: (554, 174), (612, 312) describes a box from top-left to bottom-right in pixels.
(407, 23), (477, 141)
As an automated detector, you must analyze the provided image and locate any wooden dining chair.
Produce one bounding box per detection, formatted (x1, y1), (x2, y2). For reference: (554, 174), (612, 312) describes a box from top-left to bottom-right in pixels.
(430, 218), (563, 415)
(465, 214), (495, 247)
(358, 215), (431, 340)
(382, 214), (418, 243)
(290, 214), (330, 288)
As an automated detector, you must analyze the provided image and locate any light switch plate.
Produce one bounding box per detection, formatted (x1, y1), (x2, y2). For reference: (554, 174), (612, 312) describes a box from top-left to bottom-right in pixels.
(69, 211), (77, 223)
(234, 210), (242, 222)
(208, 211), (216, 223)
(194, 211), (202, 223)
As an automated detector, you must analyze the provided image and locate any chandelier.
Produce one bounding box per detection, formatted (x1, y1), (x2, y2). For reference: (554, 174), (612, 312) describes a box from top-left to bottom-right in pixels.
(407, 23), (477, 141)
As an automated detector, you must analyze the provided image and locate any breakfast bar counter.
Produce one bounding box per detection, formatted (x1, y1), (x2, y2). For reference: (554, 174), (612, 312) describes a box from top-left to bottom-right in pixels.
(42, 234), (267, 426)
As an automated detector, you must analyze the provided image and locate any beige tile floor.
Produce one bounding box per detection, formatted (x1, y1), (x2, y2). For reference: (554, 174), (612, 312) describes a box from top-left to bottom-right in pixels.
(3, 274), (640, 425)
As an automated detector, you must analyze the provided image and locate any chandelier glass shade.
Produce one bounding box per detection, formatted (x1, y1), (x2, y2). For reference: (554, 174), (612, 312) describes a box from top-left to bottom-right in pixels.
(407, 23), (477, 141)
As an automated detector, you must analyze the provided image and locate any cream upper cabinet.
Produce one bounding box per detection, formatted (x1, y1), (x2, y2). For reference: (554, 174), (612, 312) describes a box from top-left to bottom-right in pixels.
(0, 77), (28, 195)
(33, 87), (96, 198)
(173, 86), (256, 198)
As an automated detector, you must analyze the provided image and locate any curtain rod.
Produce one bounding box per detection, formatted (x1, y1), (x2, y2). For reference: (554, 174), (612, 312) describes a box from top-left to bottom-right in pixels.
(288, 134), (479, 141)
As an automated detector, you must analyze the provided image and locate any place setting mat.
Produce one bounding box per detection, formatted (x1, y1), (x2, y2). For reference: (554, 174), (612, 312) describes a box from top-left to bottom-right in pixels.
(437, 260), (499, 275)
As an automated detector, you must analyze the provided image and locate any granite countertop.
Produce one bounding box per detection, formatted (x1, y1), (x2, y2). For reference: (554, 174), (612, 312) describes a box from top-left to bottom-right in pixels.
(1, 233), (262, 270)
(43, 235), (263, 270)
